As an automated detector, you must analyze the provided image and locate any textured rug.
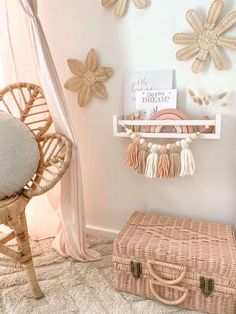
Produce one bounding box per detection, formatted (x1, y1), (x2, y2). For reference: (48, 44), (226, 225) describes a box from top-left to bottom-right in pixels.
(0, 235), (203, 314)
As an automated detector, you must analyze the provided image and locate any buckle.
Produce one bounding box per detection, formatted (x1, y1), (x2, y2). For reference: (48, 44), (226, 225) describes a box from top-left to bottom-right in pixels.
(130, 261), (142, 279)
(200, 276), (214, 297)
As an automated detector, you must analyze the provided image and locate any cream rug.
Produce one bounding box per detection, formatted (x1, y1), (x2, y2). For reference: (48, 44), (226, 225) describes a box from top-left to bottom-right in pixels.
(0, 235), (203, 314)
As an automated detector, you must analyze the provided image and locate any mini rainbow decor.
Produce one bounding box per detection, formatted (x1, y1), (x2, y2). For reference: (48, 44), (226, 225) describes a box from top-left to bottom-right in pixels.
(145, 109), (193, 134)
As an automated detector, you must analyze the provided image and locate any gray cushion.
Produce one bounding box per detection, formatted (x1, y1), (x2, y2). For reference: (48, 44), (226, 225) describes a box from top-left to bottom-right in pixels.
(0, 111), (40, 199)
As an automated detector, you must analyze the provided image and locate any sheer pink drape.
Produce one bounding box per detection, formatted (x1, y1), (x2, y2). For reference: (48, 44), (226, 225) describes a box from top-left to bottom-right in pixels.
(0, 0), (60, 240)
(18, 0), (100, 261)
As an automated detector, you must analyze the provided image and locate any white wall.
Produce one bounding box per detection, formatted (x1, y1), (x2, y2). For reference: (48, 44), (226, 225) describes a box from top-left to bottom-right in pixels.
(38, 0), (236, 233)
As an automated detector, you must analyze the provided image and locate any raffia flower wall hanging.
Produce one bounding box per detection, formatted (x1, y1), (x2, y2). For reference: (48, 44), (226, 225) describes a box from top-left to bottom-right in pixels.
(173, 0), (236, 73)
(102, 0), (149, 17)
(64, 49), (113, 107)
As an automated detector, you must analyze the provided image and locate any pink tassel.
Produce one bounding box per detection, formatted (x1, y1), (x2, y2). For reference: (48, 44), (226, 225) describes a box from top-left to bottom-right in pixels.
(157, 145), (170, 178)
(124, 137), (140, 169)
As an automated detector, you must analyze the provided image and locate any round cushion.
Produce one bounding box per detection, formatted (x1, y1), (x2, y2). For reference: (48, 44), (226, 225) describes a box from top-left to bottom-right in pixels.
(0, 111), (40, 200)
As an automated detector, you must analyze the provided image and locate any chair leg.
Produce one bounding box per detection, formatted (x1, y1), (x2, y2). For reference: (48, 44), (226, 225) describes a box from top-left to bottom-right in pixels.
(11, 211), (44, 299)
(22, 260), (44, 299)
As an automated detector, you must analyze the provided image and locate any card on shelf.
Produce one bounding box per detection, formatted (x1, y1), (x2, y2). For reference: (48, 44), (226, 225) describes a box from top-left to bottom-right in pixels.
(123, 70), (173, 117)
(136, 89), (177, 119)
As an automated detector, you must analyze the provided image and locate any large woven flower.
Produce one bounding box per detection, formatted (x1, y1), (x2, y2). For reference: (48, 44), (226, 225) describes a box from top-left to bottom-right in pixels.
(102, 0), (149, 17)
(64, 49), (113, 107)
(173, 0), (236, 73)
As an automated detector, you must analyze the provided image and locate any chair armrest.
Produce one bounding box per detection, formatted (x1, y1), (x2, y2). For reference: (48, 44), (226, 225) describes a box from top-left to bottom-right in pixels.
(23, 133), (72, 198)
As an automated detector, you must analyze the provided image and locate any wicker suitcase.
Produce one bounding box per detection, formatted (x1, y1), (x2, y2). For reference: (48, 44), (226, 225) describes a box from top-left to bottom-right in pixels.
(113, 211), (236, 314)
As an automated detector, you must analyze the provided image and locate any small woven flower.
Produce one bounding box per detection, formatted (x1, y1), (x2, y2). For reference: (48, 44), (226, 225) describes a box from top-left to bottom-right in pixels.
(64, 49), (113, 107)
(102, 0), (149, 17)
(173, 0), (236, 73)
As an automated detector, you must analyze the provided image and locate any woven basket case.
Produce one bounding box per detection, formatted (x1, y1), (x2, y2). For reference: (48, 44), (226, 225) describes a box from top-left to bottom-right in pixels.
(112, 212), (236, 314)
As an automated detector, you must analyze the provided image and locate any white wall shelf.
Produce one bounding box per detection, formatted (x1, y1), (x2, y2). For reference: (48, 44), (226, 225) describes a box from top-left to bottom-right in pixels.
(113, 114), (222, 139)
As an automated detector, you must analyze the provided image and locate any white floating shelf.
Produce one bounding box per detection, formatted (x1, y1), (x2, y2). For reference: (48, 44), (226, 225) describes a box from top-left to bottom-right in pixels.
(113, 114), (222, 139)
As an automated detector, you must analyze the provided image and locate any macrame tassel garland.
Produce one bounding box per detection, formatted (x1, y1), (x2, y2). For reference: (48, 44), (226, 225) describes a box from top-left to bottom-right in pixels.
(145, 144), (159, 179)
(124, 134), (140, 169)
(138, 140), (149, 175)
(180, 140), (196, 176)
(169, 144), (181, 178)
(157, 145), (170, 178)
(123, 126), (206, 180)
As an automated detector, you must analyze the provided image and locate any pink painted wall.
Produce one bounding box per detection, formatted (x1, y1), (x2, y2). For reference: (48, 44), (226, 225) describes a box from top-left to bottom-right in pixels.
(6, 0), (236, 234)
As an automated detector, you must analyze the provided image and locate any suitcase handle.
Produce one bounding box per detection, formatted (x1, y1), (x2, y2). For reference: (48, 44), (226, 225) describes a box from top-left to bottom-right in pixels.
(150, 279), (188, 306)
(147, 260), (186, 285)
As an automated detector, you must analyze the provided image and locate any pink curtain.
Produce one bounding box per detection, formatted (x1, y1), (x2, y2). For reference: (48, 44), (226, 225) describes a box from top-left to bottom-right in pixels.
(18, 0), (100, 261)
(0, 0), (60, 240)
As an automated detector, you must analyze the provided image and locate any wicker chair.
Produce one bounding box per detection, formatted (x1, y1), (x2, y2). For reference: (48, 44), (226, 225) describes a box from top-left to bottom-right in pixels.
(0, 83), (72, 299)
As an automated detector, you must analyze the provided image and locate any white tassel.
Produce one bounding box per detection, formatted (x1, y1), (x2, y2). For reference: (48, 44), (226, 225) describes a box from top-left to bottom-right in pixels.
(180, 140), (195, 176)
(145, 144), (159, 179)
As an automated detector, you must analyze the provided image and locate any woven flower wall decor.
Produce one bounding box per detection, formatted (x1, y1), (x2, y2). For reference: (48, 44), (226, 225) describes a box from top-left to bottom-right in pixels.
(102, 0), (149, 17)
(64, 49), (113, 107)
(173, 0), (236, 73)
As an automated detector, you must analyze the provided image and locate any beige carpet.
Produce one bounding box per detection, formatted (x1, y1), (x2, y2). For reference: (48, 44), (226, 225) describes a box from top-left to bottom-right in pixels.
(0, 235), (203, 314)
